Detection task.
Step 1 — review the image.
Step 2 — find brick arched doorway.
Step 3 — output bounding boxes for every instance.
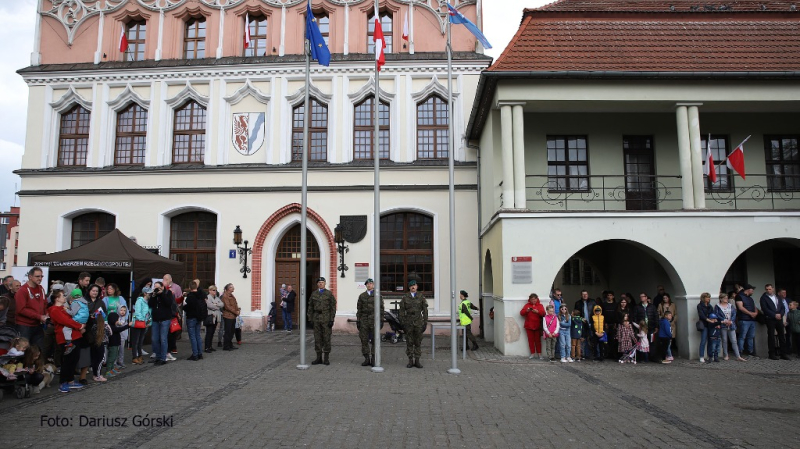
[250,203,336,311]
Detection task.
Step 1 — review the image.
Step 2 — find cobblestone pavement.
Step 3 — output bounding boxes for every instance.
[1,331,799,448]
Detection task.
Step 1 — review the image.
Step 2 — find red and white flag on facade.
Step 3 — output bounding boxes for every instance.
[244,13,252,49]
[374,9,386,71]
[402,11,409,41]
[119,27,128,53]
[704,134,717,183]
[726,135,750,180]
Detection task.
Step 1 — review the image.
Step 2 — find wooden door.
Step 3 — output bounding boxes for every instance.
[273,224,321,328]
[275,261,300,328]
[623,136,657,210]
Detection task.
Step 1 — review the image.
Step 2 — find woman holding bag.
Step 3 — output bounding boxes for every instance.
[130,287,152,365]
[204,285,223,353]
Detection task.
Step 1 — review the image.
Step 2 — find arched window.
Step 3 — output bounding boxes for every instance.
[173,100,206,164]
[380,212,433,295]
[170,212,217,287]
[354,97,390,160]
[291,99,328,161]
[115,103,147,165]
[244,14,268,57]
[416,95,448,160]
[124,20,146,61]
[314,11,330,46]
[71,212,115,248]
[184,17,206,59]
[367,10,392,54]
[58,105,91,167]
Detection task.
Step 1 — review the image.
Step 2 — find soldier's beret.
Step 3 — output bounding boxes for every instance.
[365,278,374,284]
[408,280,417,286]
[460,290,468,298]
[317,277,326,282]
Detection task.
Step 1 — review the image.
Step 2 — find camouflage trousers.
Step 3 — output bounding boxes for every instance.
[465,323,478,346]
[405,325,424,358]
[313,321,332,354]
[359,325,375,356]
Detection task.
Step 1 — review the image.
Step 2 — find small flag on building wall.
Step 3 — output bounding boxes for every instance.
[119,27,128,53]
[374,8,386,71]
[704,134,717,183]
[244,13,252,49]
[402,11,409,41]
[726,135,750,180]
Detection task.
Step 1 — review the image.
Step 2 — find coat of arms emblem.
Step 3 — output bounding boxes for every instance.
[232,112,266,156]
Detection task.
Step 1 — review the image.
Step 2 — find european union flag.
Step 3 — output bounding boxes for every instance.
[306,2,331,66]
[447,3,492,49]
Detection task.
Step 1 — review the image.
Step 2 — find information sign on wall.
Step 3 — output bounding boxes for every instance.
[511,256,532,284]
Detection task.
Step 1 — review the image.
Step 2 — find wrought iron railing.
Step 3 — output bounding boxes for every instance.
[522,174,800,211]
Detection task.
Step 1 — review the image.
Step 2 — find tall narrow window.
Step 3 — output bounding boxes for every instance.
[547,136,589,192]
[764,136,800,191]
[291,99,328,162]
[170,212,217,288]
[125,20,146,61]
[314,11,330,46]
[354,97,390,160]
[58,106,91,167]
[701,135,732,191]
[115,103,147,165]
[380,212,434,295]
[184,17,206,59]
[416,95,448,159]
[244,15,267,57]
[71,212,115,248]
[173,101,206,164]
[367,11,392,54]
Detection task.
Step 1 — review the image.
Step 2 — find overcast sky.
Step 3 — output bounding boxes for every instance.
[0,0,547,213]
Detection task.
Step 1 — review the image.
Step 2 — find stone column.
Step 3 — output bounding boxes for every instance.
[687,105,706,208]
[512,104,526,209]
[675,294,701,360]
[675,105,695,209]
[500,104,514,208]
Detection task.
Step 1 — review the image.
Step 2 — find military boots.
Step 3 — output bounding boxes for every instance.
[311,352,323,365]
[414,357,423,369]
[407,357,414,368]
[323,353,330,365]
[361,355,371,366]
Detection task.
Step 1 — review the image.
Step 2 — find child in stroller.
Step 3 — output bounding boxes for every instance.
[267,301,277,332]
[0,338,34,400]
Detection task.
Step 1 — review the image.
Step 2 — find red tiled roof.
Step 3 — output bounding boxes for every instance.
[490,0,800,72]
[535,0,797,12]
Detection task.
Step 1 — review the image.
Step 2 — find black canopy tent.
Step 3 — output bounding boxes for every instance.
[31,229,186,297]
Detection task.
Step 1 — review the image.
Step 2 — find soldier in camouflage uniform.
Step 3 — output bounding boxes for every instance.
[400,279,428,368]
[307,277,336,365]
[357,278,385,367]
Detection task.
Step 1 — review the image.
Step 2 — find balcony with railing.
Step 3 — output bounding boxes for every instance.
[523,174,800,211]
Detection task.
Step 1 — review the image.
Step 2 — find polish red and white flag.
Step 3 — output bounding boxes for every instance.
[244,13,252,49]
[402,11,409,41]
[119,27,128,53]
[726,135,750,180]
[704,135,717,183]
[374,9,386,71]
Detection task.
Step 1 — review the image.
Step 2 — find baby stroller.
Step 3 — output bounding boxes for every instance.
[0,352,32,401]
[619,344,637,364]
[267,302,277,332]
[380,308,405,344]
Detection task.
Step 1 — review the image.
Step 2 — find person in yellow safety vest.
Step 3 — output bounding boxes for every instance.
[459,290,480,351]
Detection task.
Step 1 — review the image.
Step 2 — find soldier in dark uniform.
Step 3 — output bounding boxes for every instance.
[357,278,384,367]
[400,279,428,369]
[308,277,336,365]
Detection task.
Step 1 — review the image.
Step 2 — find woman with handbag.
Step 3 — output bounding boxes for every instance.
[130,287,152,365]
[204,285,223,353]
[148,281,175,366]
[84,284,108,382]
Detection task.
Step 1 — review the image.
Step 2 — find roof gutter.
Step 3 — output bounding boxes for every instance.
[466,70,800,140]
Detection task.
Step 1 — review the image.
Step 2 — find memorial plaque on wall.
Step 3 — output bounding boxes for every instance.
[339,215,367,243]
[511,256,532,284]
[354,263,369,287]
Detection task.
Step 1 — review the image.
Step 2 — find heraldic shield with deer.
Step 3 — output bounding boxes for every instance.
[232,112,266,156]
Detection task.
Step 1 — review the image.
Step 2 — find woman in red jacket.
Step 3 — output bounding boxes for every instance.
[521,293,545,360]
[48,290,85,393]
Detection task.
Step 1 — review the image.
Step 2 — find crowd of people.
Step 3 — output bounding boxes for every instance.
[0,269,243,395]
[520,284,800,364]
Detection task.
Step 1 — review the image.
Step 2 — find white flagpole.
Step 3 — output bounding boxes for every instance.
[446,9,460,375]
[297,19,311,370]
[372,0,384,374]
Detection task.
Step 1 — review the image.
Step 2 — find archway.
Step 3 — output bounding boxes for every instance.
[272,224,321,329]
[719,238,800,300]
[482,249,494,340]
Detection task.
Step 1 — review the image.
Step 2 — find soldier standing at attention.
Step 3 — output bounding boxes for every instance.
[459,290,479,351]
[400,280,428,369]
[357,278,384,367]
[308,277,336,366]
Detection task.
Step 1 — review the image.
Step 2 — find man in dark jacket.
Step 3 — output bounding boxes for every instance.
[634,293,659,362]
[760,283,790,360]
[573,290,597,360]
[183,280,207,361]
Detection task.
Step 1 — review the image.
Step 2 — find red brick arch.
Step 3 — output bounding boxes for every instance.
[250,203,336,311]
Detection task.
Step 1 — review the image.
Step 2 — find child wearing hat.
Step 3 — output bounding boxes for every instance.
[64,288,91,355]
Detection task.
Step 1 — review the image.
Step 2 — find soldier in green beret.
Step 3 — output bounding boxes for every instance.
[400,279,428,368]
[357,278,384,367]
[308,277,336,365]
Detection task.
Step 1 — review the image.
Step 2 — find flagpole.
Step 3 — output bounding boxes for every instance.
[372,0,384,374]
[297,33,311,371]
[446,10,460,375]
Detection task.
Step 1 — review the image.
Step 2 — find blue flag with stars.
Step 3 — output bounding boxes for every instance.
[447,3,492,49]
[306,2,331,66]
